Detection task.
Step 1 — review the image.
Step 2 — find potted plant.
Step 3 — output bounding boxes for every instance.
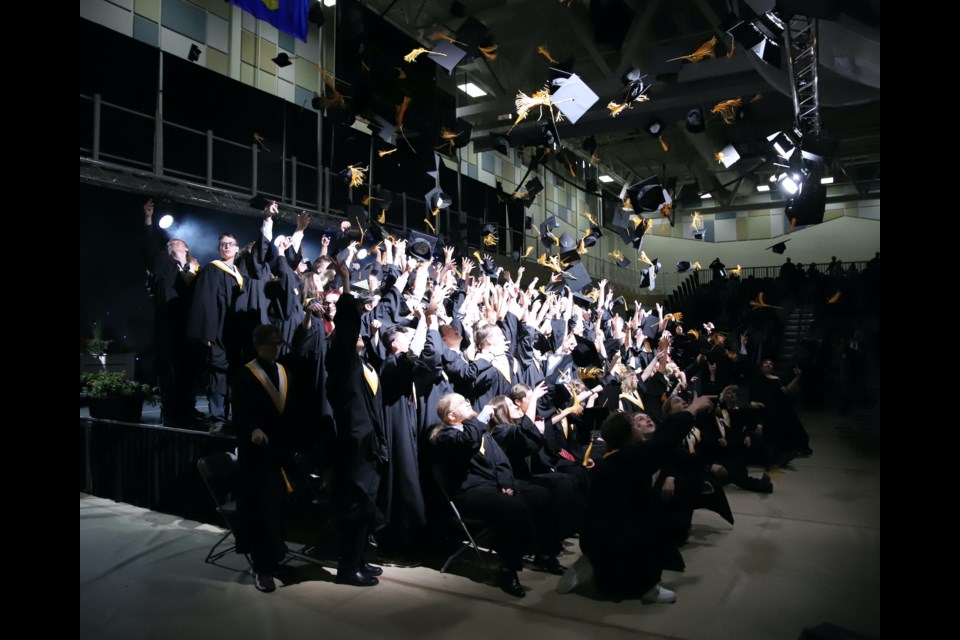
[80,370,158,422]
[83,322,113,368]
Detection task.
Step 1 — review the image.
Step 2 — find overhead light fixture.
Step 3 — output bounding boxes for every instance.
[778,172,801,195]
[757,185,771,192]
[701,193,713,199]
[598,175,615,183]
[159,214,175,229]
[820,176,834,184]
[457,82,487,98]
[323,0,337,7]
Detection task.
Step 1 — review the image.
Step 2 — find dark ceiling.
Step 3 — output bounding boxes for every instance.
[361,0,881,200]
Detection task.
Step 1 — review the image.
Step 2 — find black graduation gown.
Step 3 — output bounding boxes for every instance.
[582,412,695,595]
[378,348,437,530]
[232,358,292,570]
[326,292,388,526]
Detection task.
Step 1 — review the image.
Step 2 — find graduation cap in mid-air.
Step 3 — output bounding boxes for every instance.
[767,240,790,255]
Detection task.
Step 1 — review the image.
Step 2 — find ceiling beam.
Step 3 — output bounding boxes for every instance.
[616,0,665,76]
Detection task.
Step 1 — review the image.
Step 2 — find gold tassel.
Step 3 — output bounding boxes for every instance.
[378,148,397,157]
[424,218,436,233]
[827,291,842,304]
[659,135,669,152]
[715,151,725,164]
[692,262,701,270]
[537,285,548,296]
[404,48,447,63]
[483,231,498,247]
[607,101,631,118]
[711,98,743,125]
[686,329,700,340]
[576,238,587,255]
[521,246,534,259]
[623,197,633,211]
[280,468,294,493]
[431,207,440,217]
[609,249,625,262]
[729,265,742,277]
[537,45,558,64]
[751,93,763,103]
[253,133,270,152]
[512,86,554,131]
[726,38,736,58]
[396,96,416,153]
[638,250,654,267]
[361,195,381,206]
[396,67,407,80]
[429,33,464,45]
[346,165,366,188]
[376,209,386,224]
[582,212,598,226]
[667,36,718,63]
[354,216,366,245]
[479,44,498,60]
[661,202,673,218]
[672,312,683,323]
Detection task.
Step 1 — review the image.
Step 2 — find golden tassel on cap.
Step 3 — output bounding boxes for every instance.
[404,48,447,63]
[537,45,558,64]
[711,98,743,125]
[479,44,498,60]
[667,36,718,63]
[659,136,669,152]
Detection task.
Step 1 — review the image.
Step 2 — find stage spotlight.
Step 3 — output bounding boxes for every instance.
[159,214,174,229]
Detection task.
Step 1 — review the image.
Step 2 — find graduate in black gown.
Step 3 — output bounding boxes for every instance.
[325,253,388,587]
[142,198,199,427]
[232,324,294,593]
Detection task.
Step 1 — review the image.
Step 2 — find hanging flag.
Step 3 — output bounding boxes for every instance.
[231,1,309,43]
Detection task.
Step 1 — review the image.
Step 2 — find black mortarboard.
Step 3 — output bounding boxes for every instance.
[519,177,544,208]
[425,185,453,212]
[431,39,468,74]
[613,254,631,268]
[540,119,560,147]
[767,241,789,255]
[408,230,438,262]
[476,252,498,277]
[551,74,600,124]
[272,52,294,67]
[572,290,597,309]
[558,232,576,251]
[249,194,272,210]
[686,107,705,133]
[624,176,671,213]
[579,234,598,251]
[539,215,561,247]
[620,68,649,103]
[677,260,693,273]
[524,215,534,230]
[371,116,397,144]
[562,261,592,293]
[188,44,202,62]
[544,353,575,386]
[582,135,598,155]
[641,313,660,339]
[572,335,603,368]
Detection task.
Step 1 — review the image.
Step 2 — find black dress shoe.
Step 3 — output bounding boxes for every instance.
[498,569,526,598]
[532,555,566,575]
[336,570,379,587]
[254,573,276,593]
[360,562,383,577]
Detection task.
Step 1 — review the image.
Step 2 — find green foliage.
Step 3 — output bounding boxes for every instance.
[83,322,113,356]
[80,371,159,403]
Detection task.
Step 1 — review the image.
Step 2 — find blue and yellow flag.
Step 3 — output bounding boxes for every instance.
[232,1,309,43]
